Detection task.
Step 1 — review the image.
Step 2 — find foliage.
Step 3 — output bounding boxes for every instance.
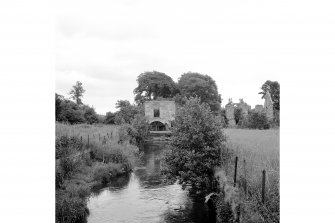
[177,72,222,113]
[69,81,85,105]
[134,71,178,104]
[114,100,140,124]
[219,108,228,127]
[56,190,89,223]
[117,124,136,144]
[82,105,99,124]
[163,97,226,196]
[56,93,99,125]
[104,112,116,124]
[245,111,269,129]
[55,129,139,223]
[131,114,150,149]
[259,80,280,111]
[92,163,124,184]
[234,107,243,125]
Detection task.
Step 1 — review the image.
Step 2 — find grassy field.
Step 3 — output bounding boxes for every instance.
[56,123,119,141]
[223,128,280,223]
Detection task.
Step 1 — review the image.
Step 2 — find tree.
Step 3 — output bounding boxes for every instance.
[133,71,178,104]
[104,112,116,124]
[177,72,222,113]
[234,107,243,125]
[163,97,226,196]
[245,111,269,129]
[69,81,85,105]
[259,80,280,110]
[115,100,131,109]
[82,105,99,124]
[114,100,139,124]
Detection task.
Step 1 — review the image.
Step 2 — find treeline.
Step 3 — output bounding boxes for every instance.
[56,72,279,129]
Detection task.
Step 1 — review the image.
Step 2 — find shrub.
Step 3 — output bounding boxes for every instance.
[82,105,99,124]
[131,114,150,149]
[92,163,124,184]
[245,111,269,129]
[117,124,136,144]
[163,97,226,196]
[56,136,83,159]
[104,112,116,124]
[56,190,89,223]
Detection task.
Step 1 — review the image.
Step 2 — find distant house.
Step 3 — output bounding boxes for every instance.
[144,100,176,131]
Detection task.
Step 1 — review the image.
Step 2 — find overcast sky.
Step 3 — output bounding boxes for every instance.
[55,0,314,114]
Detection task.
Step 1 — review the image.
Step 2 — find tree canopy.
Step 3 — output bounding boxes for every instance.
[177,72,222,113]
[163,97,225,196]
[133,71,178,104]
[69,81,85,105]
[259,80,280,110]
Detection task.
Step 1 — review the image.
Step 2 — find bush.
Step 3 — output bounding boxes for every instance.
[92,163,124,184]
[82,105,99,124]
[245,111,269,129]
[234,107,243,125]
[56,190,89,223]
[131,114,150,149]
[56,136,83,159]
[163,97,226,196]
[104,112,116,124]
[117,124,136,144]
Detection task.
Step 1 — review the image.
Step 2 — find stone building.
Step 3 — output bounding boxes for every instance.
[225,98,236,127]
[236,99,251,118]
[264,91,274,121]
[144,100,176,131]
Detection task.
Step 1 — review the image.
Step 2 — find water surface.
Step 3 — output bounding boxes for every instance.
[87,142,214,223]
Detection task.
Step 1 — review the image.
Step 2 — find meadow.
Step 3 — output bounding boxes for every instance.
[223,128,280,223]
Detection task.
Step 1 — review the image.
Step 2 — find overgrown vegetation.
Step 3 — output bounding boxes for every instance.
[55,123,140,223]
[216,129,280,223]
[162,97,226,196]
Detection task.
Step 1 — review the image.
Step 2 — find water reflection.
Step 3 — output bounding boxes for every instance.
[87,143,214,223]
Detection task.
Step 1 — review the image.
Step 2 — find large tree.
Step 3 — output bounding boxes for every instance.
[259,80,280,110]
[114,100,139,124]
[133,71,178,104]
[69,81,85,105]
[163,97,225,196]
[177,72,222,113]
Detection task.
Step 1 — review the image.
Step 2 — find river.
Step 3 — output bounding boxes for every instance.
[86,141,215,223]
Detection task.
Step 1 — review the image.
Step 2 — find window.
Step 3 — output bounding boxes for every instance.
[154,109,160,117]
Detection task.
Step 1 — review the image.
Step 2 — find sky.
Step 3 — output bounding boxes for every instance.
[55,0,323,114]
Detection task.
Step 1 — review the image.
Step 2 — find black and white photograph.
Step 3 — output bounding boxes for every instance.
[1,0,335,223]
[55,1,280,222]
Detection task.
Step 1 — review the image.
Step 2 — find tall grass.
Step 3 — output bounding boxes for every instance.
[56,122,119,142]
[218,129,279,223]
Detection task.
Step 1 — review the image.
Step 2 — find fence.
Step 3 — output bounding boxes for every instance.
[230,155,279,223]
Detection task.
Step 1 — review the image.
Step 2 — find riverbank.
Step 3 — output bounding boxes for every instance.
[56,123,139,223]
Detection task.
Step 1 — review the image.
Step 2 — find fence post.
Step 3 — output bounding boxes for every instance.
[262,170,266,204]
[99,134,100,141]
[80,136,82,142]
[111,131,113,138]
[88,135,90,147]
[234,156,238,187]
[243,159,247,193]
